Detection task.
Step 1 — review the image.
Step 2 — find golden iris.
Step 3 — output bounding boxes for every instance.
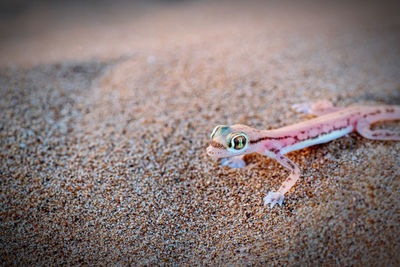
[229,134,247,150]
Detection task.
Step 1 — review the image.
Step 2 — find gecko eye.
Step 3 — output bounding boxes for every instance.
[210,125,225,139]
[228,133,248,150]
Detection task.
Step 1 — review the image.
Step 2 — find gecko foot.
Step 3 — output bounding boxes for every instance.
[263,192,284,208]
[291,100,337,116]
[291,102,313,114]
[220,156,246,168]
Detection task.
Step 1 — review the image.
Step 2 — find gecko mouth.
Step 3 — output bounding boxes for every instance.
[206,145,225,158]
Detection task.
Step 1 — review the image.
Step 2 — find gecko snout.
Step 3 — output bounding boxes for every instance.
[206,146,213,156]
[206,144,226,158]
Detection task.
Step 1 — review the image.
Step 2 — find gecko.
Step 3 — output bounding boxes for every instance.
[206,100,400,207]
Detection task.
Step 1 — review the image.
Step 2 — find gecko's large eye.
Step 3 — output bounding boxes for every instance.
[228,133,248,150]
[210,125,225,139]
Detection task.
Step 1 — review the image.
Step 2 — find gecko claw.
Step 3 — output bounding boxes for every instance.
[263,192,284,208]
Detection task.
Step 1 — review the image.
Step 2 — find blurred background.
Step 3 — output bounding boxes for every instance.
[1,0,400,68]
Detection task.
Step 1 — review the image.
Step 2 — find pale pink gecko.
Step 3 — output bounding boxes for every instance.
[206,100,400,207]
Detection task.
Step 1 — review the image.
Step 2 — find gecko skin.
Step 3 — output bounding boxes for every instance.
[206,100,400,208]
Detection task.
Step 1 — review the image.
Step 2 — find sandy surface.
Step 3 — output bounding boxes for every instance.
[1,0,400,265]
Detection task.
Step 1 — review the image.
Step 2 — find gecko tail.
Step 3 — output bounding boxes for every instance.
[364,106,400,124]
[382,106,400,120]
[356,106,400,141]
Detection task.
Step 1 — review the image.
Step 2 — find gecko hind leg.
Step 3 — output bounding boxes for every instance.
[220,155,247,168]
[356,119,400,141]
[291,100,341,116]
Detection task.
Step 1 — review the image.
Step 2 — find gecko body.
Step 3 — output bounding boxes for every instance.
[206,101,400,207]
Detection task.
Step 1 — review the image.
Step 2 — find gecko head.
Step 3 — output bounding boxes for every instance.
[206,124,256,158]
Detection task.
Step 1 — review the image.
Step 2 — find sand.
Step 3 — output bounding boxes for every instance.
[1,0,399,265]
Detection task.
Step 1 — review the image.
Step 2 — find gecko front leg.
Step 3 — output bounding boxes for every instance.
[263,153,301,207]
[220,155,247,168]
